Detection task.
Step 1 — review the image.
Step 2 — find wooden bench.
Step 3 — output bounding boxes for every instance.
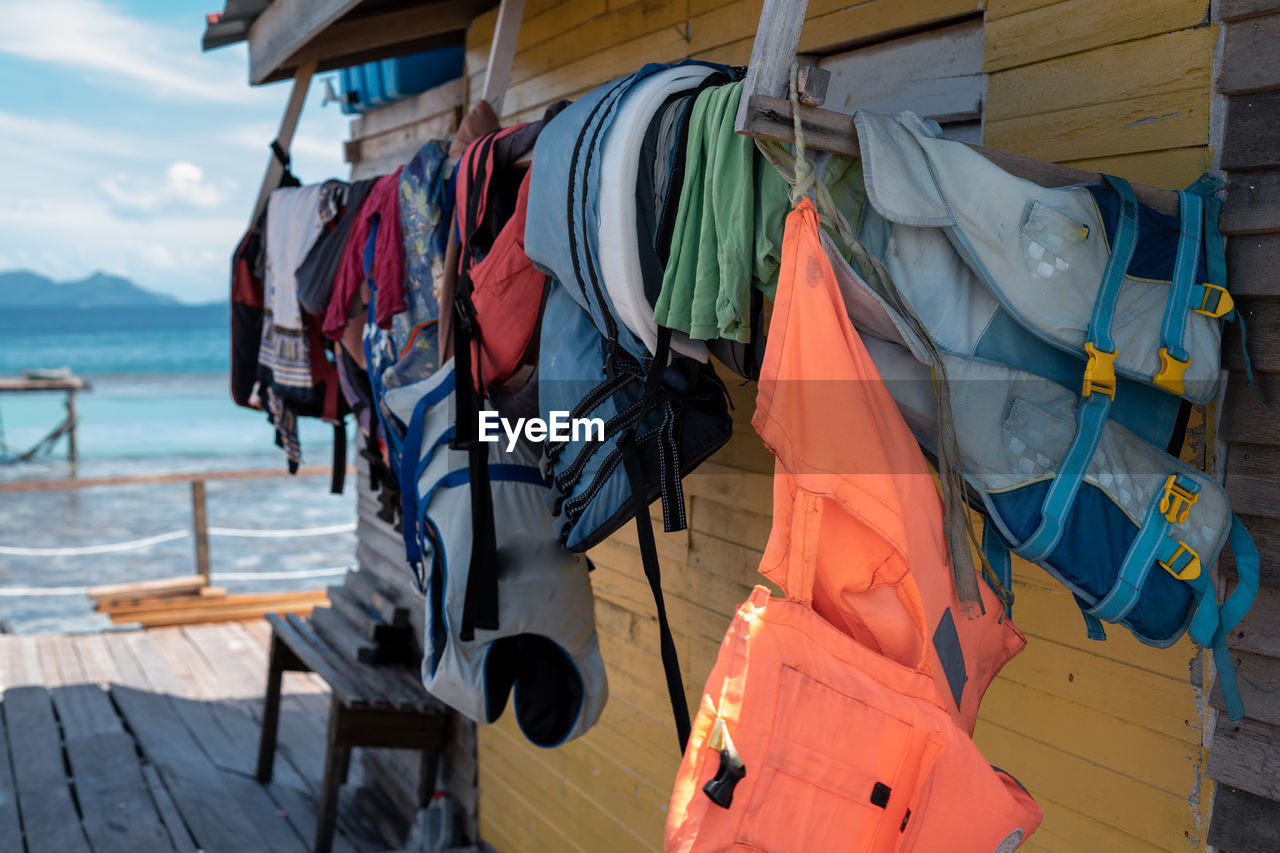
[256,610,445,853]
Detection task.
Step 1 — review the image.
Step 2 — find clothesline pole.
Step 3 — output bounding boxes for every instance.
[734,0,810,134]
[248,60,318,227]
[480,0,526,114]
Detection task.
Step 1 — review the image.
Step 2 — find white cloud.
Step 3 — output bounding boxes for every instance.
[0,0,250,103]
[222,122,345,167]
[0,110,152,159]
[100,161,230,213]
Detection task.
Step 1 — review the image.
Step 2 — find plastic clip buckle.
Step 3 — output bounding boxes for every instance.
[1194,284,1235,319]
[1082,342,1117,400]
[1153,347,1190,395]
[1159,473,1200,524]
[1158,541,1202,581]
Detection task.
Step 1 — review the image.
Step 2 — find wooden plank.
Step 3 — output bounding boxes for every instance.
[1207,784,1280,852]
[1222,91,1280,170]
[51,683,125,739]
[741,95,1182,214]
[345,569,410,628]
[1207,715,1280,798]
[246,0,360,85]
[985,26,1212,122]
[1220,371,1280,445]
[1221,514,1280,587]
[796,0,982,55]
[983,0,1209,73]
[1061,148,1211,194]
[1222,167,1280,234]
[0,464,345,494]
[733,0,809,133]
[344,111,457,166]
[818,20,984,119]
[1221,0,1280,21]
[88,576,207,602]
[0,635,44,688]
[66,730,175,853]
[266,614,367,708]
[109,683,280,852]
[1226,442,1280,517]
[1220,13,1280,95]
[1210,649,1280,724]
[0,712,24,847]
[106,589,327,617]
[2,686,92,853]
[1224,298,1280,373]
[191,481,210,580]
[140,764,198,853]
[984,86,1209,164]
[307,608,426,707]
[481,0,527,111]
[349,78,465,139]
[246,62,315,225]
[1227,234,1280,296]
[111,598,323,628]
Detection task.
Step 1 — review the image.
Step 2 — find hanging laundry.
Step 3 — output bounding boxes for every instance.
[296,177,377,316]
[653,79,790,343]
[381,358,608,748]
[666,201,1042,852]
[843,110,1259,720]
[323,167,407,339]
[259,183,326,401]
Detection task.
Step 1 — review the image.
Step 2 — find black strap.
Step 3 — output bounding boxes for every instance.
[270,139,291,168]
[329,422,346,495]
[620,426,690,753]
[455,134,502,641]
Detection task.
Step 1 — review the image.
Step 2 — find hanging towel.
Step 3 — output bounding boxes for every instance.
[260,184,325,400]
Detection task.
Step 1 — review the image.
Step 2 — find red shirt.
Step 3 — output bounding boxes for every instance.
[323,167,406,338]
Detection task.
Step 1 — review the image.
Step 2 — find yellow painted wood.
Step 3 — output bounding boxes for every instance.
[799,0,984,53]
[984,0,1209,72]
[987,0,1060,19]
[985,26,1213,121]
[984,86,1210,162]
[1061,147,1213,190]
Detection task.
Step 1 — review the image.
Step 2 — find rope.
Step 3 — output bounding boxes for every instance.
[0,522,356,556]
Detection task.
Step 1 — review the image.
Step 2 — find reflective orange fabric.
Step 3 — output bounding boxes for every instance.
[666,202,1041,851]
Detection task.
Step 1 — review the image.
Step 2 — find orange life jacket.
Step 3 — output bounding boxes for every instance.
[666,201,1042,851]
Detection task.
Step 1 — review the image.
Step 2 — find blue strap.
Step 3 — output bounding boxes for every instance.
[1081,612,1107,641]
[1160,190,1202,363]
[1086,490,1171,623]
[1185,516,1258,721]
[398,391,433,568]
[982,521,1014,618]
[1014,174,1139,563]
[421,463,547,504]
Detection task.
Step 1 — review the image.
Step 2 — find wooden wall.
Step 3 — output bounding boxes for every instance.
[452,2,1222,852]
[1202,1,1280,850]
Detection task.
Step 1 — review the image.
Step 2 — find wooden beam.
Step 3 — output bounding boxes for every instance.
[741,94,1180,215]
[247,61,315,229]
[0,463,348,494]
[247,0,361,86]
[277,2,476,84]
[734,0,811,134]
[480,0,526,113]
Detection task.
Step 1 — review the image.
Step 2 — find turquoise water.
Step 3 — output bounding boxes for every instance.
[0,305,358,633]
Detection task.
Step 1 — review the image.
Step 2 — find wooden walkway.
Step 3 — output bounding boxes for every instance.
[0,622,388,852]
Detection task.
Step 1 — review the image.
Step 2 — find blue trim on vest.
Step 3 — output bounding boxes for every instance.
[1161,190,1203,363]
[1015,174,1138,563]
[1086,487,1172,623]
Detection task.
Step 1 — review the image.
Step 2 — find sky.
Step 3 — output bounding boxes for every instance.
[0,0,352,304]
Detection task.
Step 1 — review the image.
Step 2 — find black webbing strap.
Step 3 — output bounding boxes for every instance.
[621,326,691,752]
[329,422,346,495]
[454,134,501,641]
[620,426,690,753]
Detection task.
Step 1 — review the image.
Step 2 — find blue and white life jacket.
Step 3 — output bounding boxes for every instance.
[836,111,1259,719]
[383,360,608,747]
[526,64,737,749]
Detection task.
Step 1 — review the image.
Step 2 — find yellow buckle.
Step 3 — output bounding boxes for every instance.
[1153,347,1189,395]
[1194,284,1234,319]
[1082,342,1116,400]
[1158,541,1201,581]
[1159,473,1198,524]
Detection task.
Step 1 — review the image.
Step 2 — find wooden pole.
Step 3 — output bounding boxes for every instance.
[247,60,318,228]
[734,0,810,134]
[65,389,77,476]
[192,480,211,581]
[480,0,526,114]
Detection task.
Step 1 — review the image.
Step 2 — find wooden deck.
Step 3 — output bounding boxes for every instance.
[0,621,390,852]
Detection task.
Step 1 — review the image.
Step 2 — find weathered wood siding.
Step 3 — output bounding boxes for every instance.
[1203,1,1280,850]
[451,2,1219,852]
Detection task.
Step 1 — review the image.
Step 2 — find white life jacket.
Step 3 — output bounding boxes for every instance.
[832,112,1258,720]
[384,360,609,746]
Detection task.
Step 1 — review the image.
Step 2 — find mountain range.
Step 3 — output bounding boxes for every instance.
[0,270,183,308]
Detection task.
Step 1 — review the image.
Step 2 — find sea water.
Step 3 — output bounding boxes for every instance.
[0,305,358,633]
